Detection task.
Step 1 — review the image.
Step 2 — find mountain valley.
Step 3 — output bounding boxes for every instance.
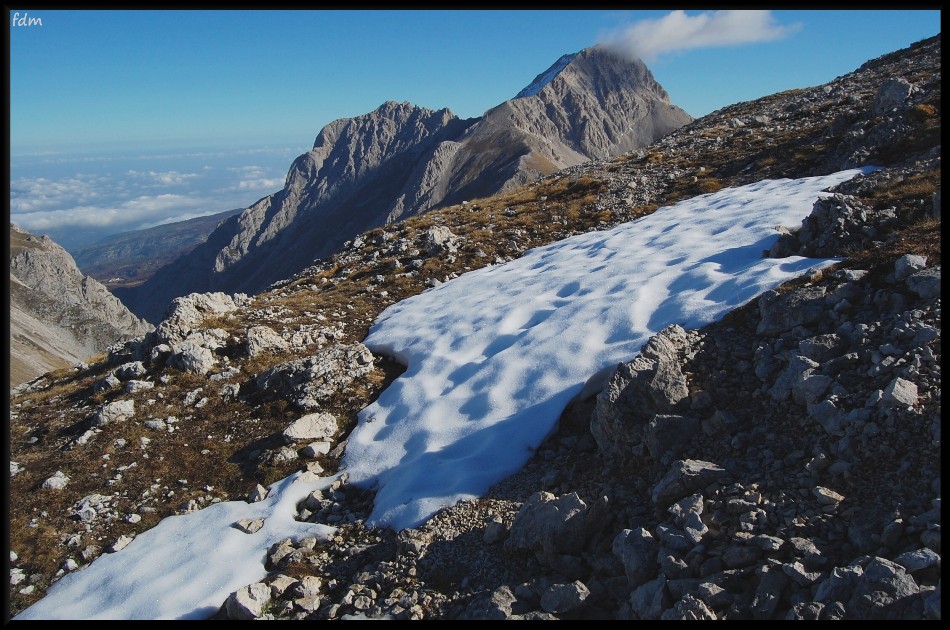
[71,207,244,290]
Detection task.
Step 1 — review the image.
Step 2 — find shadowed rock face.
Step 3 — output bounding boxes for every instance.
[10,224,154,389]
[119,48,692,323]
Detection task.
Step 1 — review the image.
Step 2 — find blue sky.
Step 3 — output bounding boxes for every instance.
[6,9,941,251]
[10,9,941,152]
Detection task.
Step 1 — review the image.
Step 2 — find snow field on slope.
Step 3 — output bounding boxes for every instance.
[343,168,873,530]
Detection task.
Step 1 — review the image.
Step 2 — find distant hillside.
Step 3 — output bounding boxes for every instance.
[72,207,244,289]
[10,224,154,389]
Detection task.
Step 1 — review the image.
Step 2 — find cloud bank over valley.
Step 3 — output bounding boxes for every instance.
[10,145,303,252]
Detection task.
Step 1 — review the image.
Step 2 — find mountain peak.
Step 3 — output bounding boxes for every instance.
[512,45,672,107]
[118,45,692,321]
[515,51,580,98]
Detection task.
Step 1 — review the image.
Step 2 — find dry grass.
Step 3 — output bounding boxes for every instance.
[669,176,725,198]
[908,103,938,121]
[843,216,942,278]
[866,170,940,211]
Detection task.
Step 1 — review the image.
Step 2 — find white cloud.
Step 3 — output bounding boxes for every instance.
[600,10,801,63]
[9,146,303,246]
[131,146,306,161]
[11,145,304,167]
[227,165,266,179]
[11,170,202,217]
[237,177,284,190]
[126,170,200,186]
[226,165,285,191]
[10,175,107,213]
[11,194,206,232]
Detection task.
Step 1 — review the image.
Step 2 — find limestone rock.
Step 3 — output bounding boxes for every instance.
[91,399,135,427]
[652,460,728,507]
[591,324,696,466]
[226,582,272,620]
[41,471,70,490]
[506,491,590,566]
[256,344,374,410]
[283,413,338,444]
[246,325,288,357]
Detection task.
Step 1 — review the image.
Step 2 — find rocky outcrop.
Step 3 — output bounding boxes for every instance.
[119,48,691,323]
[591,324,699,466]
[10,224,153,389]
[254,344,375,411]
[106,291,253,377]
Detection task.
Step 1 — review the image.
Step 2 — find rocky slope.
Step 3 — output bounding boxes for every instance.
[71,207,243,290]
[116,47,691,323]
[7,35,940,621]
[9,224,154,389]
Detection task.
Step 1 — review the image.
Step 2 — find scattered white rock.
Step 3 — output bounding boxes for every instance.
[235,519,265,534]
[226,582,272,620]
[813,486,845,505]
[10,567,25,585]
[92,399,135,427]
[125,380,154,393]
[883,377,919,407]
[248,484,269,503]
[283,412,338,444]
[301,441,332,457]
[42,471,70,490]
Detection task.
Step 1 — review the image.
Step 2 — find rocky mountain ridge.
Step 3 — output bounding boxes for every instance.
[9,224,154,389]
[7,35,940,621]
[116,47,691,323]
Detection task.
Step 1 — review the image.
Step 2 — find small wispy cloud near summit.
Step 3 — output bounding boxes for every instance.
[599,10,801,63]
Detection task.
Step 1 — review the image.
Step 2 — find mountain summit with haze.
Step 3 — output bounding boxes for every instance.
[116,47,691,323]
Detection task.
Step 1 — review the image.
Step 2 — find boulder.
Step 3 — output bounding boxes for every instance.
[506,491,590,567]
[651,460,727,507]
[283,413,338,444]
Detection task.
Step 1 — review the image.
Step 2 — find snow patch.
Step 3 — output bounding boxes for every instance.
[342,168,873,531]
